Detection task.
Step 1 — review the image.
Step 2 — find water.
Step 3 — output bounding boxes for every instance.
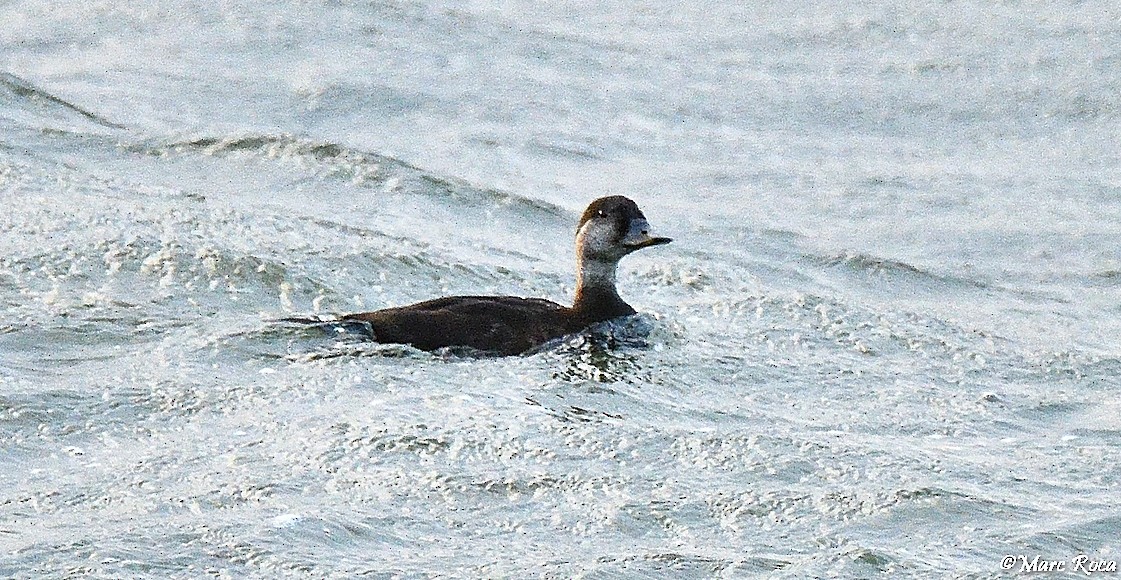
[2,1,1120,577]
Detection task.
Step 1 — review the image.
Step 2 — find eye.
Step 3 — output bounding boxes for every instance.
[596,210,606,218]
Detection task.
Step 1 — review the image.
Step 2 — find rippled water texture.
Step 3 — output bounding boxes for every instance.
[2,1,1120,578]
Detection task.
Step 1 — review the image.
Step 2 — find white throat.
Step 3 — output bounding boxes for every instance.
[576,256,618,291]
[573,219,624,295]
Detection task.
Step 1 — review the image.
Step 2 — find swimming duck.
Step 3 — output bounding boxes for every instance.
[341,196,671,355]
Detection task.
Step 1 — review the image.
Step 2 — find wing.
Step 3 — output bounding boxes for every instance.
[343,296,572,354]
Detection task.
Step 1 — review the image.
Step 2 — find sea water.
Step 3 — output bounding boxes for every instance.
[1,1,1119,577]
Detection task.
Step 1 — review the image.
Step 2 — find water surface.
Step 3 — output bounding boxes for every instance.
[2,1,1120,577]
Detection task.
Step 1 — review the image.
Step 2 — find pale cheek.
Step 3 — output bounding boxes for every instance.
[576,222,620,259]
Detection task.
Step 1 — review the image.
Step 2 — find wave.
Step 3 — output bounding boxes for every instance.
[809,250,990,290]
[0,72,123,130]
[126,133,569,218]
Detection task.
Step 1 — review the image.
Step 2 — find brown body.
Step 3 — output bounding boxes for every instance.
[344,288,637,355]
[340,196,670,355]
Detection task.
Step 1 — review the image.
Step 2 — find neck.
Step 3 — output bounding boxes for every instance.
[577,256,617,291]
[572,255,634,319]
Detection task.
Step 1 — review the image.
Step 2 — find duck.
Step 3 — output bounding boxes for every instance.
[338,196,671,355]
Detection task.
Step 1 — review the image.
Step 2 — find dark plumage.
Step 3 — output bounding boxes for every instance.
[341,196,671,355]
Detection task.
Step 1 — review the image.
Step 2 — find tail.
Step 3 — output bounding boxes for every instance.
[275,315,376,338]
[276,315,336,325]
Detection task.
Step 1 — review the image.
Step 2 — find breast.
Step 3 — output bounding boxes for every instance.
[343,295,580,355]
